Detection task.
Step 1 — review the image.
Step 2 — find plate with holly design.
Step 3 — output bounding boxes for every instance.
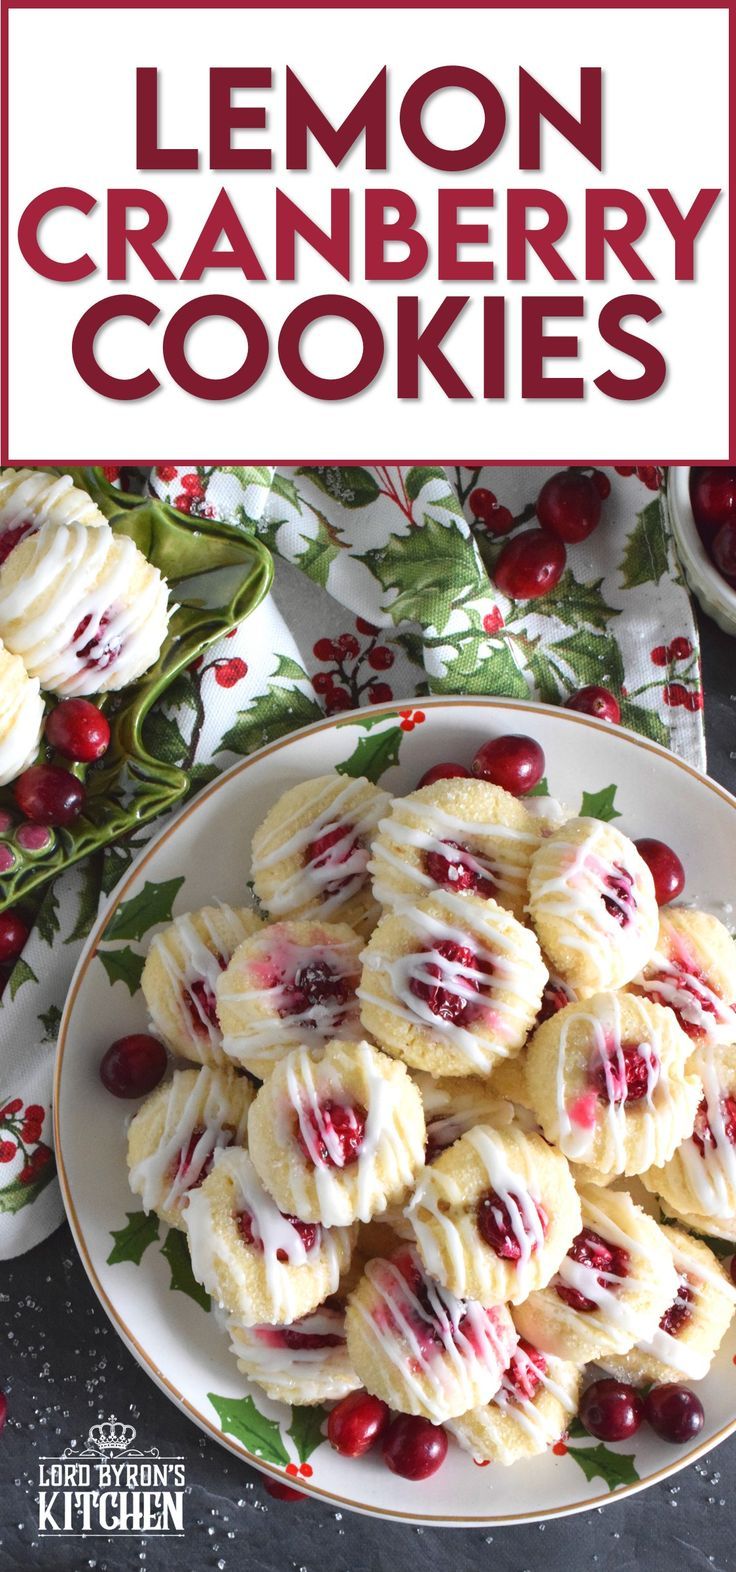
[54,697,736,1526]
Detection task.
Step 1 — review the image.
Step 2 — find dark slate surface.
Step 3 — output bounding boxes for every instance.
[1,605,734,1572]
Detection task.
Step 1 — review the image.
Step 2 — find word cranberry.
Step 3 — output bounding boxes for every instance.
[644,1383,704,1444]
[99,1034,168,1098]
[634,838,685,905]
[690,468,736,538]
[537,470,603,543]
[45,699,111,763]
[0,910,29,963]
[327,1390,390,1457]
[417,762,471,788]
[579,1379,644,1442]
[471,734,545,796]
[14,764,85,827]
[712,520,736,585]
[382,1415,448,1480]
[565,686,621,724]
[493,529,566,600]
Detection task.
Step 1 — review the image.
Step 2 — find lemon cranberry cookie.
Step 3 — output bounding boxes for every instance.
[513,1186,679,1364]
[216,919,363,1079]
[450,1339,582,1465]
[601,1223,736,1387]
[224,1303,360,1406]
[527,817,659,996]
[185,1146,356,1323]
[0,640,43,785]
[250,774,390,935]
[127,1066,253,1229]
[633,908,736,1051]
[345,1244,518,1421]
[525,992,700,1181]
[358,890,547,1079]
[247,1039,426,1227]
[407,1123,580,1305]
[412,1072,516,1162]
[641,1043,736,1239]
[0,467,106,563]
[369,777,540,922]
[141,905,263,1067]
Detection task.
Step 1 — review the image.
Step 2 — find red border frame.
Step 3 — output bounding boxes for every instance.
[2,0,734,465]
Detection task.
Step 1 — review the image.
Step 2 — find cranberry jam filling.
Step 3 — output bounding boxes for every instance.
[281,1326,343,1350]
[691,1094,736,1156]
[279,959,351,1021]
[173,1124,234,1191]
[307,823,365,895]
[424,840,497,899]
[477,1190,548,1261]
[590,1041,657,1104]
[184,958,226,1035]
[409,940,493,1025]
[503,1340,547,1402]
[296,1099,367,1168]
[555,1227,630,1313]
[666,964,733,1040]
[538,980,572,1024]
[0,521,33,565]
[659,1275,696,1339]
[601,863,636,927]
[236,1208,320,1261]
[73,609,122,671]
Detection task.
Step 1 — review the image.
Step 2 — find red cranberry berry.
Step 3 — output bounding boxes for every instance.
[0,910,29,963]
[565,686,621,724]
[536,470,603,544]
[592,470,611,499]
[712,520,736,585]
[45,699,111,763]
[99,1034,167,1098]
[579,1379,644,1442]
[14,764,86,827]
[417,762,471,788]
[477,1190,547,1260]
[425,840,497,899]
[264,1478,305,1502]
[555,1228,629,1313]
[327,1390,391,1457]
[644,1383,704,1444]
[471,734,545,796]
[690,468,736,541]
[296,1100,367,1168]
[591,1043,656,1103]
[634,838,685,905]
[382,1415,448,1481]
[493,529,566,600]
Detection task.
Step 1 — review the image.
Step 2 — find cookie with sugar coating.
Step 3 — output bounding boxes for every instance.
[127,1065,253,1229]
[449,1340,582,1466]
[600,1223,736,1387]
[250,773,390,935]
[640,1042,736,1240]
[0,466,107,554]
[141,905,263,1067]
[632,907,736,1052]
[0,639,43,786]
[224,1302,360,1406]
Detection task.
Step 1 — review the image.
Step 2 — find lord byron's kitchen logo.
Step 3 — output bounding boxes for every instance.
[37,1416,186,1536]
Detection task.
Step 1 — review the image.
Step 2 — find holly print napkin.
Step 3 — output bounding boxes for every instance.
[0,464,703,1256]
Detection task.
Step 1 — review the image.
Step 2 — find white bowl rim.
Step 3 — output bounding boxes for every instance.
[668,467,736,612]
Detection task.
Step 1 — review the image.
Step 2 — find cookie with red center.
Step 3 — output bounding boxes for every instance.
[184,1146,357,1324]
[641,1042,736,1241]
[358,889,547,1079]
[449,1340,582,1466]
[247,1039,426,1227]
[528,817,659,997]
[0,467,107,566]
[600,1224,736,1388]
[0,638,44,787]
[251,773,390,936]
[525,992,700,1182]
[224,1302,360,1406]
[514,1186,679,1364]
[633,908,736,1052]
[141,905,264,1067]
[406,1122,580,1305]
[345,1245,518,1422]
[368,776,540,923]
[411,1072,518,1164]
[127,1066,254,1229]
[216,919,363,1080]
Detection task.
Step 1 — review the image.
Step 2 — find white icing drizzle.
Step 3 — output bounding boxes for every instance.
[353,1250,516,1422]
[219,939,361,1063]
[129,1068,250,1214]
[0,657,43,785]
[0,469,105,533]
[678,1047,736,1213]
[637,949,736,1046]
[531,820,648,970]
[251,776,390,917]
[553,994,664,1166]
[491,1347,577,1443]
[553,1194,671,1341]
[631,1231,736,1379]
[150,907,256,1049]
[370,799,537,911]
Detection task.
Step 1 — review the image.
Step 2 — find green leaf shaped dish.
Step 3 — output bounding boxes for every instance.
[0,468,273,913]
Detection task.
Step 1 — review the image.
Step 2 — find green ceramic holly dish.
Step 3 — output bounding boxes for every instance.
[0,468,273,914]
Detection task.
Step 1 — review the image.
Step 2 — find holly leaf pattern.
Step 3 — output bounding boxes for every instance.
[208,1393,290,1466]
[38,1004,62,1042]
[160,1229,210,1311]
[365,519,484,629]
[0,1163,56,1213]
[105,878,185,942]
[298,465,380,510]
[107,1209,160,1266]
[618,697,669,748]
[287,1405,327,1464]
[580,784,621,821]
[566,1442,639,1491]
[535,571,620,632]
[218,685,322,756]
[620,499,669,588]
[9,960,38,1001]
[97,946,146,996]
[336,721,403,782]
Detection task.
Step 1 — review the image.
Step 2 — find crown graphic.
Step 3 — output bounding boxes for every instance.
[86,1417,137,1455]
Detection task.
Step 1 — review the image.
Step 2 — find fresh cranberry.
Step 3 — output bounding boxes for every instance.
[417,762,471,788]
[409,940,486,1025]
[425,839,497,899]
[601,864,635,927]
[14,764,86,827]
[327,1390,390,1457]
[555,1228,629,1313]
[579,1379,644,1441]
[634,838,685,905]
[591,1042,655,1103]
[644,1383,704,1444]
[281,960,350,1019]
[659,1276,695,1339]
[503,1341,547,1401]
[45,699,111,763]
[477,1191,547,1260]
[536,470,603,544]
[690,468,736,541]
[0,910,29,963]
[565,686,621,724]
[712,520,736,584]
[73,610,121,671]
[367,646,394,670]
[99,1034,167,1098]
[296,1100,367,1168]
[469,487,497,521]
[264,1478,305,1502]
[382,1415,448,1481]
[691,1094,736,1156]
[471,734,545,796]
[184,978,219,1032]
[592,470,611,499]
[0,522,33,565]
[308,825,362,895]
[493,529,566,600]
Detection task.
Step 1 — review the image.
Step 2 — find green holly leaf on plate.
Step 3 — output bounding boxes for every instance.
[620,499,669,589]
[98,946,145,996]
[107,1209,160,1266]
[160,1228,210,1311]
[566,1442,639,1491]
[105,877,185,942]
[208,1393,290,1466]
[336,720,403,783]
[288,1405,327,1464]
[580,784,621,822]
[565,1415,589,1440]
[527,776,550,797]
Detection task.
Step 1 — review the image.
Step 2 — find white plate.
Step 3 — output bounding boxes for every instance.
[55,698,736,1526]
